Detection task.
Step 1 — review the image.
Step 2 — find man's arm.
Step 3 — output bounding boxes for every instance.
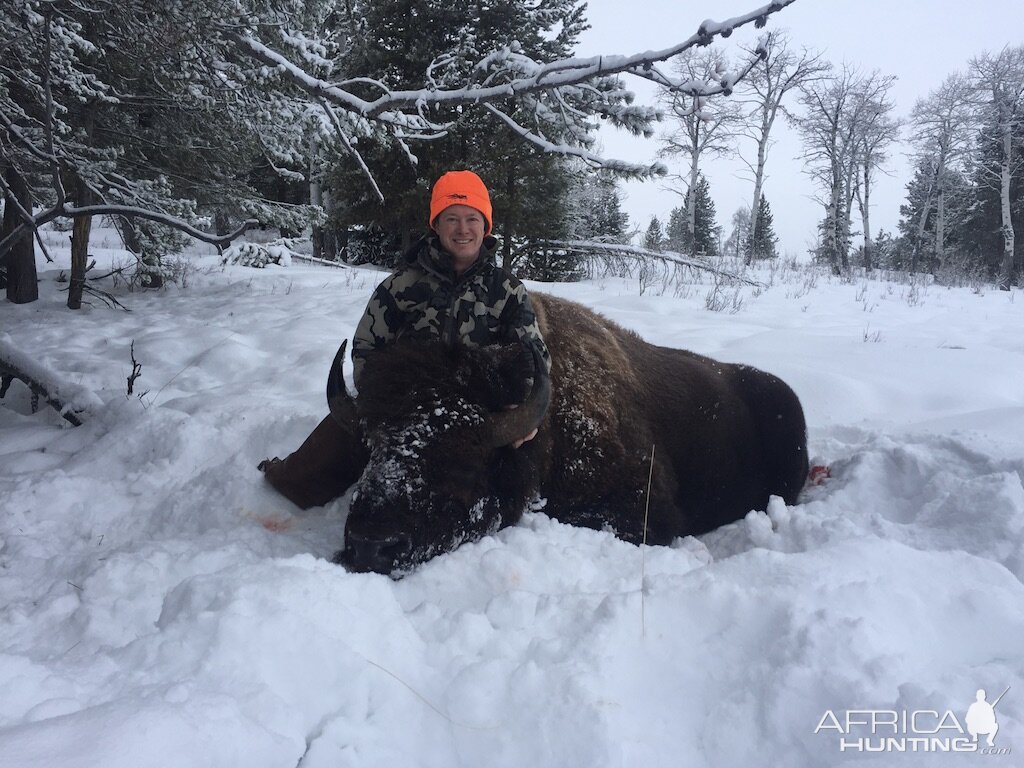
[351,274,405,388]
[498,279,550,449]
[499,279,551,375]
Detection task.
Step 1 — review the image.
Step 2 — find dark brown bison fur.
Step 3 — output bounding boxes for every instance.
[337,293,808,574]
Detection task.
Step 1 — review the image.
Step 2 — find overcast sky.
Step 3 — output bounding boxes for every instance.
[577,0,1023,257]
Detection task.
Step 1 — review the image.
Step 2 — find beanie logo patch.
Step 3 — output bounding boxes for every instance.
[446,193,468,201]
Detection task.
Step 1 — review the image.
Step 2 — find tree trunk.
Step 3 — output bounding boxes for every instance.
[998,122,1015,290]
[859,165,873,272]
[502,218,515,271]
[67,180,94,310]
[214,209,231,236]
[115,218,163,289]
[502,165,516,270]
[825,162,843,276]
[747,128,769,266]
[336,227,348,263]
[910,173,935,274]
[841,164,856,273]
[310,134,324,260]
[687,154,699,258]
[67,212,92,309]
[1,165,39,304]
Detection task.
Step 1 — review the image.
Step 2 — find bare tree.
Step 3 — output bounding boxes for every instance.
[737,31,827,264]
[658,48,744,257]
[793,65,896,275]
[906,74,974,273]
[852,77,900,271]
[968,45,1024,290]
[793,63,851,273]
[724,205,752,259]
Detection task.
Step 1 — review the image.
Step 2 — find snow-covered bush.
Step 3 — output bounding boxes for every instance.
[221,242,296,269]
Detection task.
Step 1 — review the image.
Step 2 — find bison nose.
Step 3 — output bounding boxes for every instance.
[341,531,414,573]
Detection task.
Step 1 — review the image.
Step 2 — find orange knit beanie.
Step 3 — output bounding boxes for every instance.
[429,170,492,234]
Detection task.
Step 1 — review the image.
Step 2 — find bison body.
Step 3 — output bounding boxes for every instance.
[338,293,807,574]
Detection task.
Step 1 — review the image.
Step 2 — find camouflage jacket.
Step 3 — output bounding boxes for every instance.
[351,235,550,388]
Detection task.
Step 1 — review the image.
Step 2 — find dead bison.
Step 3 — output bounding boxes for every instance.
[333,293,808,574]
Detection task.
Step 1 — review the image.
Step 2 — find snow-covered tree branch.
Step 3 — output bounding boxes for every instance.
[223,1,793,178]
[519,238,765,287]
[2,0,797,304]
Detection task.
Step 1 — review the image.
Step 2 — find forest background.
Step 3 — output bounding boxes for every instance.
[2,0,1023,304]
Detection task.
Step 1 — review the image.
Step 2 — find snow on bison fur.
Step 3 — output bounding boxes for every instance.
[331,293,808,574]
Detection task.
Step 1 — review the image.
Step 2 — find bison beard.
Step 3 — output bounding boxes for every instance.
[333,294,808,575]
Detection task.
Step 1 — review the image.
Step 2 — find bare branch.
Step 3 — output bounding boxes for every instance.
[0,204,258,262]
[527,239,765,287]
[483,104,664,177]
[319,100,385,204]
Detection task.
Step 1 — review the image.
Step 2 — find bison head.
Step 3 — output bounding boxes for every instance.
[329,339,549,575]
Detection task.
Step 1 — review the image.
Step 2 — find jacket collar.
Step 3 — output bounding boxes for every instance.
[407,234,499,283]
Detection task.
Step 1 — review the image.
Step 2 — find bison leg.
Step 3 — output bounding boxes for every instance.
[259,414,368,509]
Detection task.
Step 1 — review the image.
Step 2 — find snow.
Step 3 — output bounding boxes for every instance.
[1,230,1023,766]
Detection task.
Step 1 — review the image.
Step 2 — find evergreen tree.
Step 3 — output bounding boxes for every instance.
[896,158,941,272]
[745,195,778,260]
[959,117,1024,281]
[664,174,719,256]
[664,206,688,253]
[516,169,628,282]
[642,216,665,252]
[569,172,629,242]
[327,0,597,267]
[897,156,978,274]
[871,228,902,271]
[1,0,336,297]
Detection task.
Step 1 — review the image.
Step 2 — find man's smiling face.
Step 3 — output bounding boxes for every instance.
[433,204,486,272]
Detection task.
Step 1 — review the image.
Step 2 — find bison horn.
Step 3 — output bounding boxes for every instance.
[485,343,551,449]
[326,340,358,426]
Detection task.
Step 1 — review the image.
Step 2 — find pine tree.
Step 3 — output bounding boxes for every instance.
[745,195,778,260]
[569,172,629,242]
[1,0,336,298]
[897,156,976,274]
[642,216,665,252]
[664,174,719,256]
[959,117,1024,281]
[664,206,687,253]
[327,0,600,267]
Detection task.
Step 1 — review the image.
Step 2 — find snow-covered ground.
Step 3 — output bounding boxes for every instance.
[2,230,1022,767]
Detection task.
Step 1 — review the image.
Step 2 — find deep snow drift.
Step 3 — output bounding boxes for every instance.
[1,232,1022,767]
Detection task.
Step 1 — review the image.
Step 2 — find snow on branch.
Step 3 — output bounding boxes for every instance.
[0,103,259,263]
[482,105,664,177]
[0,334,103,426]
[224,0,793,172]
[523,240,766,287]
[353,2,787,113]
[0,203,259,264]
